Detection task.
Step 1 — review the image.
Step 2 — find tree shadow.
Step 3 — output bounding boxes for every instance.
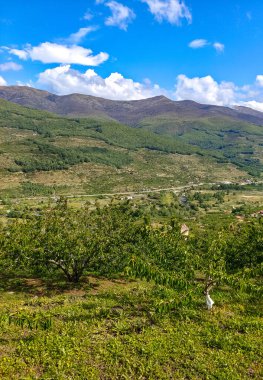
[0,272,92,296]
[0,272,134,297]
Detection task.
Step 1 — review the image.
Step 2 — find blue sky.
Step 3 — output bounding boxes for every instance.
[0,0,263,110]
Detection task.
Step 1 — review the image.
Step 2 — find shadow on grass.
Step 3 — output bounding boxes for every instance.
[0,272,93,296]
[0,272,134,297]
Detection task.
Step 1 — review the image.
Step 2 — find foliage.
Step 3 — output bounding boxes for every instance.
[140,114,263,176]
[224,219,263,272]
[0,311,52,330]
[14,141,132,172]
[0,196,262,378]
[1,200,142,282]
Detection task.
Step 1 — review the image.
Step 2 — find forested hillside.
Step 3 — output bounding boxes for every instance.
[0,98,262,198]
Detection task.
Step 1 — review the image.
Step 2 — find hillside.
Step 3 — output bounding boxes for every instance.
[1,86,263,126]
[0,97,262,198]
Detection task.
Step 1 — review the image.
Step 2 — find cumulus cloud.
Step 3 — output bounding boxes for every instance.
[8,42,109,66]
[0,76,7,86]
[213,42,224,53]
[105,1,135,30]
[37,65,166,100]
[67,26,99,44]
[173,74,263,112]
[188,39,208,49]
[142,0,192,25]
[174,75,236,106]
[0,61,22,71]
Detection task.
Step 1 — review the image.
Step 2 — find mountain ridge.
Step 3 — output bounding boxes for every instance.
[1,86,263,127]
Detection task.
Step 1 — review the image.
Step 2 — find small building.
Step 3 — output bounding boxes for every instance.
[181,224,190,236]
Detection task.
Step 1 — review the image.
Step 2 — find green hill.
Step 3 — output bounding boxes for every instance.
[0,98,262,198]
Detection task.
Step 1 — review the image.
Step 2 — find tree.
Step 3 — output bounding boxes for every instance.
[225,219,263,272]
[2,199,142,283]
[128,220,195,292]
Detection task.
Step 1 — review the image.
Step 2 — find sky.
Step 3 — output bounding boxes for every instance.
[0,0,263,110]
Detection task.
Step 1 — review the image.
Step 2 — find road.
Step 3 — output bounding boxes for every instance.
[3,180,260,202]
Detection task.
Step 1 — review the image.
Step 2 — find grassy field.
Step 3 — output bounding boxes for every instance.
[0,274,262,379]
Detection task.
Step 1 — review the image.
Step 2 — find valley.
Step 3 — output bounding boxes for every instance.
[0,89,262,200]
[0,88,262,380]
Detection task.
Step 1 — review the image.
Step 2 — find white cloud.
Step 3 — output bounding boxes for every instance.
[8,48,28,60]
[240,100,263,112]
[173,74,263,113]
[30,66,263,110]
[0,61,22,71]
[213,42,224,53]
[67,26,99,44]
[0,76,7,86]
[256,75,263,87]
[174,75,236,106]
[16,80,33,87]
[105,1,135,30]
[189,39,208,49]
[37,65,166,100]
[83,11,93,21]
[142,0,192,25]
[189,40,225,52]
[9,42,109,66]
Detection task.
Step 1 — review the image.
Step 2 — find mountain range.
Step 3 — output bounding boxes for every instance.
[1,86,263,126]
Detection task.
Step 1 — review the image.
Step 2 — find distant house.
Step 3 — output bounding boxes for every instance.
[251,210,263,218]
[181,224,190,236]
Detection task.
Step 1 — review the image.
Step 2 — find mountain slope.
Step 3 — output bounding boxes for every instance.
[0,98,259,197]
[1,86,263,126]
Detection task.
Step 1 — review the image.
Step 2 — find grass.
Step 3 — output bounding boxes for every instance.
[0,273,262,379]
[0,189,262,379]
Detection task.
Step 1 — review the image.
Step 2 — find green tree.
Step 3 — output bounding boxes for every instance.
[2,200,142,283]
